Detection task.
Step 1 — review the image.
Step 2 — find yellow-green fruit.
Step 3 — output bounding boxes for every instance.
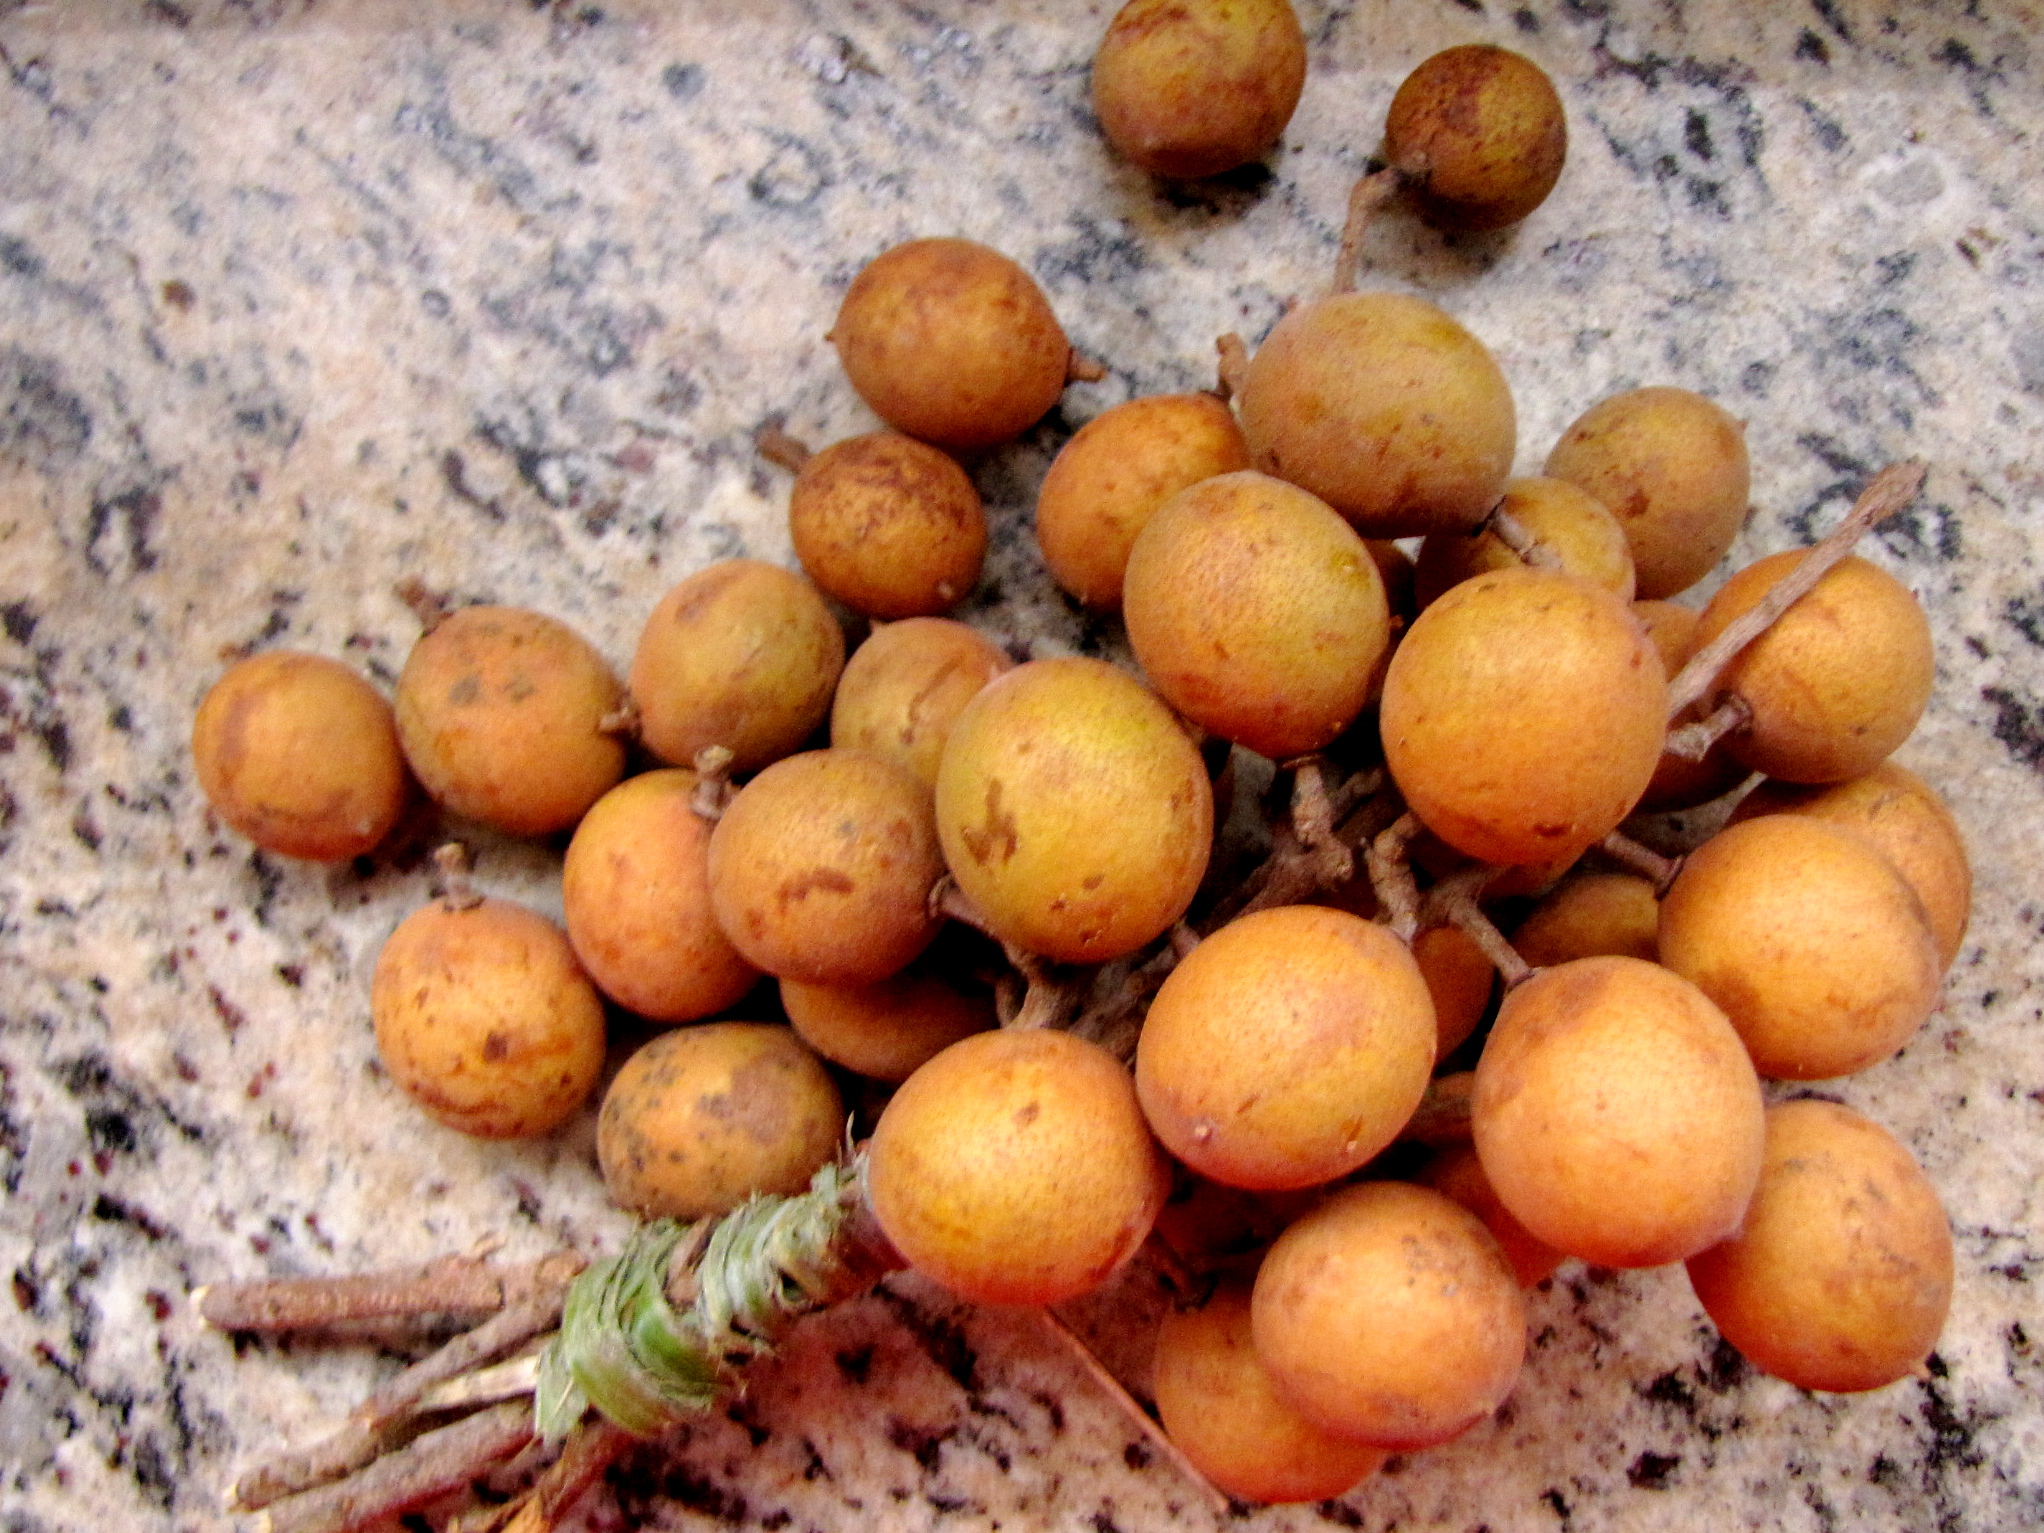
[630,559,845,775]
[192,649,408,861]
[596,1023,843,1221]
[371,896,607,1140]
[1381,568,1666,866]
[1155,1278,1388,1505]
[1136,905,1436,1190]
[1693,551,1935,784]
[1092,0,1307,180]
[935,657,1212,963]
[830,618,1011,789]
[561,769,760,1024]
[1252,1181,1526,1450]
[789,432,986,619]
[868,1028,1170,1306]
[1472,956,1765,1268]
[394,605,625,838]
[1686,1099,1953,1394]
[1123,471,1390,759]
[1384,44,1568,232]
[830,238,1070,452]
[1657,815,1942,1080]
[1238,292,1517,539]
[1544,386,1750,600]
[1036,392,1251,611]
[1731,761,1970,971]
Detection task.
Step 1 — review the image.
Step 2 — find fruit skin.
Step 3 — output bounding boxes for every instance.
[1122,470,1391,760]
[830,238,1069,452]
[1543,386,1750,600]
[1384,44,1567,232]
[630,559,845,776]
[1238,292,1517,539]
[868,1028,1170,1307]
[1135,905,1436,1190]
[1657,815,1943,1081]
[789,432,986,619]
[596,1023,843,1221]
[192,649,409,861]
[1687,1100,1953,1394]
[1251,1181,1526,1450]
[830,617,1011,789]
[1472,956,1765,1268]
[371,897,607,1140]
[1380,568,1666,867]
[1412,475,1634,610]
[1694,551,1935,785]
[1154,1278,1387,1505]
[1730,761,1971,971]
[706,749,945,988]
[561,768,760,1024]
[779,959,994,1083]
[934,657,1212,964]
[1092,0,1307,181]
[1035,392,1251,612]
[393,605,627,838]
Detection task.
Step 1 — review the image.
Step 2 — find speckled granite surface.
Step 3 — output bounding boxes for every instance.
[3,1,2043,1529]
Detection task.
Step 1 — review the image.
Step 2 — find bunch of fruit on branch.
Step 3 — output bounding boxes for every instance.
[187,11,1967,1533]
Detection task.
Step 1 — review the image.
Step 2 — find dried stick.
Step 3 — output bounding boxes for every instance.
[753,419,813,473]
[1664,693,1753,762]
[196,1251,569,1335]
[1035,1310,1233,1520]
[1332,167,1402,295]
[1422,867,1531,991]
[229,1254,584,1510]
[1665,461,1925,718]
[497,1421,639,1533]
[1597,830,1684,896]
[259,1400,535,1533]
[1367,812,1425,942]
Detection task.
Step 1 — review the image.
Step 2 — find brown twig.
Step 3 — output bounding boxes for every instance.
[196,1250,570,1335]
[228,1254,584,1511]
[688,745,737,820]
[1214,333,1251,402]
[1422,866,1531,991]
[1367,812,1425,942]
[259,1400,535,1533]
[1664,693,1753,762]
[1035,1310,1233,1521]
[1665,461,1926,718]
[496,1421,639,1533]
[1332,166,1402,295]
[1596,830,1685,896]
[753,419,813,473]
[1399,1071,1475,1147]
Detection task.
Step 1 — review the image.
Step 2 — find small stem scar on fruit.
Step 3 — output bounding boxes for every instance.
[1483,501,1565,572]
[1215,333,1251,402]
[688,745,737,820]
[1665,460,1926,719]
[432,841,486,910]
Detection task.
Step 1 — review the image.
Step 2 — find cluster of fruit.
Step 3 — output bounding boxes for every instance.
[194,6,1968,1517]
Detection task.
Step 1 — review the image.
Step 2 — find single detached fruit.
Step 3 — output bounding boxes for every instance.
[1092,0,1307,180]
[371,895,606,1140]
[830,238,1070,452]
[868,1028,1170,1307]
[789,431,987,619]
[192,649,408,861]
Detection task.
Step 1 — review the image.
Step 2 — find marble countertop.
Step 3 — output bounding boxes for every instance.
[4,1,2043,1529]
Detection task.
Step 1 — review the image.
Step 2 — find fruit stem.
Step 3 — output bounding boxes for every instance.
[1664,693,1753,762]
[1283,754,1357,888]
[1067,349,1109,383]
[1332,166,1403,295]
[752,417,813,473]
[395,576,455,636]
[688,746,737,820]
[1423,865,1531,989]
[1367,811,1425,942]
[1484,503,1565,572]
[1597,829,1685,895]
[1214,333,1250,401]
[432,842,486,911]
[1665,461,1926,719]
